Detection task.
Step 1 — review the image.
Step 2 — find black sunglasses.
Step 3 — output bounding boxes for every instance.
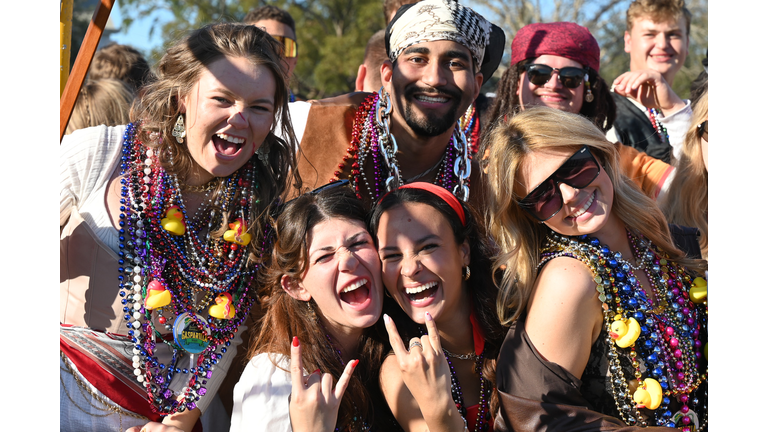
[518,146,601,222]
[697,120,708,141]
[524,64,588,89]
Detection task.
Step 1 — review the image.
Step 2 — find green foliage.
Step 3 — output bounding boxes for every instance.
[114,0,384,98]
[289,0,384,98]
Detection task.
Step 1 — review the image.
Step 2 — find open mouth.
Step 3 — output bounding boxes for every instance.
[569,191,595,219]
[339,279,371,305]
[213,133,245,156]
[404,281,438,303]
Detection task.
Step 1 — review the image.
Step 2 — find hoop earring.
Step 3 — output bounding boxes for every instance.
[172,115,186,144]
[463,265,471,281]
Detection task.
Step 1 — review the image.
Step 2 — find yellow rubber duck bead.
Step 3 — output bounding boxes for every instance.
[161,206,185,236]
[610,316,641,348]
[145,280,171,310]
[209,293,236,319]
[633,378,662,410]
[704,342,707,360]
[223,218,251,246]
[689,277,707,303]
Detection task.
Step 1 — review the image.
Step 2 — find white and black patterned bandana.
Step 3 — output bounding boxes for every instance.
[387,0,491,69]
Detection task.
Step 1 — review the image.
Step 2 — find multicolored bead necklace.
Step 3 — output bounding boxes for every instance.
[333,90,472,203]
[117,122,265,416]
[445,350,491,432]
[647,108,670,146]
[539,229,707,430]
[458,103,480,156]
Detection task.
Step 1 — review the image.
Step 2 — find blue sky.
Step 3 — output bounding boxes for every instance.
[108,0,171,54]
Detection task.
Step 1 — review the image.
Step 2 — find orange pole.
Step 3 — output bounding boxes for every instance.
[60,0,115,141]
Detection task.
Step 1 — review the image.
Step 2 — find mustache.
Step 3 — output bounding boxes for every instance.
[403,84,462,100]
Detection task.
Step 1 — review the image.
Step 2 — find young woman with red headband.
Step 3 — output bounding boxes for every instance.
[369,183,505,432]
[484,107,707,431]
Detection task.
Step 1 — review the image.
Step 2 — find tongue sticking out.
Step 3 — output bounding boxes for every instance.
[213,135,242,156]
[340,285,369,305]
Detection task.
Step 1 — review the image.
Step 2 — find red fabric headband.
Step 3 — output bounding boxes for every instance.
[509,22,600,72]
[398,182,466,226]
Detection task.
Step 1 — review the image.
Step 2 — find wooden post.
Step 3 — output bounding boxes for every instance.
[60,0,73,96]
[60,0,115,141]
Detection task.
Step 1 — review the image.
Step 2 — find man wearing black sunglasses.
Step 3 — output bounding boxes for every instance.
[285,0,504,210]
[244,6,300,100]
[608,0,693,165]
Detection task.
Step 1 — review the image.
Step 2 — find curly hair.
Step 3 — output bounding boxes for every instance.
[482,107,706,325]
[486,60,616,133]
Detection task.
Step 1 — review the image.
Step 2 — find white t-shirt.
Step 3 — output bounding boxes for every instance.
[231,353,294,432]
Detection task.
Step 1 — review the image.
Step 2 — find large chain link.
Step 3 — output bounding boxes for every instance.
[452,124,471,202]
[375,87,401,192]
[375,88,471,201]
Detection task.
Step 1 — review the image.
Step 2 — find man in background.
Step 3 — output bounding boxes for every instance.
[609,0,692,164]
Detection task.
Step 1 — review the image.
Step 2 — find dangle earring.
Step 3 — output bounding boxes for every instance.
[584,73,595,103]
[463,265,471,281]
[172,115,186,143]
[255,143,270,164]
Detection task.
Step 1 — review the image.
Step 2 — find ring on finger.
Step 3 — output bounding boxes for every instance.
[408,340,423,351]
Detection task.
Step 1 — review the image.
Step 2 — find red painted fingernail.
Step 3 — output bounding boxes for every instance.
[351,359,360,368]
[313,368,321,375]
[292,336,299,347]
[425,312,432,321]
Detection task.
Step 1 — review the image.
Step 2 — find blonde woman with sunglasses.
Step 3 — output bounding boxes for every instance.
[483,107,708,431]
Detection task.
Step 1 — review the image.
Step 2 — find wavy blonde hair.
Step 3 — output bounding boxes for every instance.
[661,86,708,258]
[482,107,706,325]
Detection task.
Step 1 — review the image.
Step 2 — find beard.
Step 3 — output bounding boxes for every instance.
[397,84,463,137]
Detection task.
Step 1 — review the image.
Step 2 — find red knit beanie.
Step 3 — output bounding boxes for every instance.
[509,22,600,72]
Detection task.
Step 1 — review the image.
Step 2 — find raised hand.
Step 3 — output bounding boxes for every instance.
[383,312,466,431]
[289,337,358,432]
[612,69,686,116]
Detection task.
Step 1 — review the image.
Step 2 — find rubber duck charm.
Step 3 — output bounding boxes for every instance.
[209,293,236,319]
[610,315,641,348]
[145,280,171,310]
[223,218,251,246]
[633,378,663,410]
[161,205,185,236]
[689,277,707,304]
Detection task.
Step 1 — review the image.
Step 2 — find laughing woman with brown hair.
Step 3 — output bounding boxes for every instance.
[231,184,391,432]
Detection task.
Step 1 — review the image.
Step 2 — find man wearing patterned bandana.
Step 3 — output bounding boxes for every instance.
[286,0,504,209]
